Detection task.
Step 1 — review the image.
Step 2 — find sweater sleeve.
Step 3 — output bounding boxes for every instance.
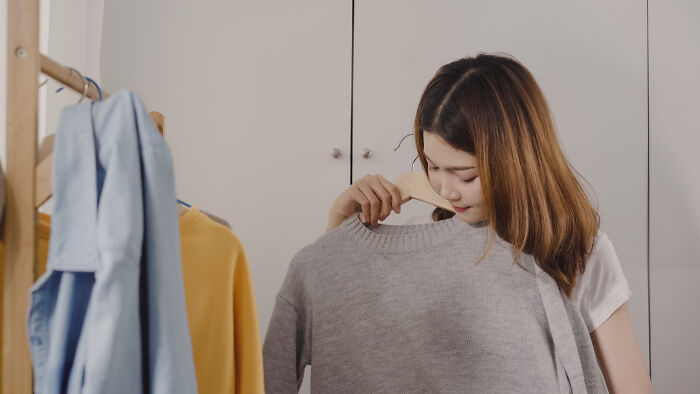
[263,295,311,393]
[232,238,265,394]
[263,247,314,393]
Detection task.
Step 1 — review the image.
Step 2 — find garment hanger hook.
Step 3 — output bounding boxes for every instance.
[393,133,414,151]
[67,67,89,103]
[85,77,103,101]
[394,132,420,172]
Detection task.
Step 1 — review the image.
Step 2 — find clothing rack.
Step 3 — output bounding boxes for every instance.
[3,1,162,391]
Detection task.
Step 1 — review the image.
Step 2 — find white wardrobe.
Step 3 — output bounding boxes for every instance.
[97,1,699,392]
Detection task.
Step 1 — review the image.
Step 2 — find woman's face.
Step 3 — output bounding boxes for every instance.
[423,132,486,224]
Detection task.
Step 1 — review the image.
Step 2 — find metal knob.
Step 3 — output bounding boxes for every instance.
[362,148,372,159]
[331,148,342,159]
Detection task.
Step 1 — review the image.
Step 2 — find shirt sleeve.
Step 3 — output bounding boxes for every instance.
[571,231,633,333]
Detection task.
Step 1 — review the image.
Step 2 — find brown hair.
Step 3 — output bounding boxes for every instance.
[414,53,600,298]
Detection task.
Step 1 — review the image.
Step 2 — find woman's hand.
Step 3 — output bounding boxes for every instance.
[326,174,402,232]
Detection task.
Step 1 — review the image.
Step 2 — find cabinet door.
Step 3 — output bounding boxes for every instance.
[649,1,700,392]
[101,0,352,359]
[353,0,649,364]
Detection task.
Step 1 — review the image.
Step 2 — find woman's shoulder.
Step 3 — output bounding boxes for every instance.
[581,230,630,285]
[571,229,633,332]
[590,229,615,259]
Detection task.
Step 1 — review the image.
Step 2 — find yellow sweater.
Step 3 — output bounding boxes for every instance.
[179,206,265,393]
[0,208,264,394]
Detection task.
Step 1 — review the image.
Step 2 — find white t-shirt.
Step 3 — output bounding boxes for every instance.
[405,214,632,333]
[572,230,633,333]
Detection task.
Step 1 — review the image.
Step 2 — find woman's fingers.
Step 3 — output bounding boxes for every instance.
[364,175,393,222]
[376,175,402,214]
[327,174,396,232]
[347,186,370,221]
[356,181,381,225]
[328,174,400,230]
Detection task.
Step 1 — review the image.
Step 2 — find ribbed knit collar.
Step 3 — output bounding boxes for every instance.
[340,214,487,253]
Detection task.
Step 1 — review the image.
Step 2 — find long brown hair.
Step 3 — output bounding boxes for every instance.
[414,53,600,298]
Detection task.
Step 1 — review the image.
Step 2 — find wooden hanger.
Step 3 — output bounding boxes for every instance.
[35,112,165,207]
[393,172,456,213]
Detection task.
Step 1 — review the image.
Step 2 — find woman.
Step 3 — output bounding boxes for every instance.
[264,53,652,393]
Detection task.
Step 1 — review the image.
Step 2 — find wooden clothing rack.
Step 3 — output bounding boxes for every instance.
[2,0,162,391]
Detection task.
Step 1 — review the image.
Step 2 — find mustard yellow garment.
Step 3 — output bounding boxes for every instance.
[1,209,264,393]
[179,206,264,394]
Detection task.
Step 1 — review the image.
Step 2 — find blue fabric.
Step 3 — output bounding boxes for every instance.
[28,90,198,394]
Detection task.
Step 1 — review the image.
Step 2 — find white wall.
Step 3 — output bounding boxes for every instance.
[44,0,103,142]
[649,0,700,392]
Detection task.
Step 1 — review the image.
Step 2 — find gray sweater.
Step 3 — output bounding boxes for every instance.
[263,214,608,393]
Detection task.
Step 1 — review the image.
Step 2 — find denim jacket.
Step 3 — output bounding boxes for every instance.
[28,90,197,394]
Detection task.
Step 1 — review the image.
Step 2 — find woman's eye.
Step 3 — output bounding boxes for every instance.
[462,177,477,183]
[429,166,439,171]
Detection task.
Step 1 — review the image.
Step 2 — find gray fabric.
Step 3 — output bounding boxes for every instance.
[263,214,608,393]
[200,209,231,230]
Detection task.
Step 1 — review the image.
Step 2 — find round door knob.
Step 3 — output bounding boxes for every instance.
[362,148,372,159]
[331,148,342,159]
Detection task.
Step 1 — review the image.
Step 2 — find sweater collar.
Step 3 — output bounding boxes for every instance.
[339,214,486,253]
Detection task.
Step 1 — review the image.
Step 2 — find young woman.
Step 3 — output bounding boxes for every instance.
[263,53,652,393]
[324,54,652,393]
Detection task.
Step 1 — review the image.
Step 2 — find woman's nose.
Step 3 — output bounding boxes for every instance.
[440,180,461,201]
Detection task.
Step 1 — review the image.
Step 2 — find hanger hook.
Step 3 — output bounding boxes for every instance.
[85,77,103,101]
[394,132,420,172]
[394,133,414,152]
[67,67,89,103]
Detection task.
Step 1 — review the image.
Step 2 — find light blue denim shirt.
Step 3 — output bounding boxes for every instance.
[28,90,198,394]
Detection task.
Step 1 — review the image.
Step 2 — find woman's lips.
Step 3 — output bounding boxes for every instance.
[452,205,470,213]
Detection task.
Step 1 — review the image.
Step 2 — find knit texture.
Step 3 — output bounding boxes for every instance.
[263,214,608,393]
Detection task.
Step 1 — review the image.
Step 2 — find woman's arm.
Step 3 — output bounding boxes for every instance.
[590,301,653,393]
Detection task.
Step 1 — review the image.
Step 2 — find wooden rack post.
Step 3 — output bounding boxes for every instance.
[3,1,163,391]
[3,0,40,391]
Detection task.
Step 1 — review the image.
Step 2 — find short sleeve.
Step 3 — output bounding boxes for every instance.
[571,231,633,333]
